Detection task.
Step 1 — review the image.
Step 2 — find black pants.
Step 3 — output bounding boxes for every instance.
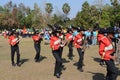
[52,49,62,75]
[11,45,20,64]
[34,43,41,60]
[59,47,63,58]
[77,48,84,69]
[68,41,73,58]
[105,59,118,80]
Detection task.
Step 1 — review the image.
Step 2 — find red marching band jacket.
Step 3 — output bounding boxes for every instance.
[8,35,19,46]
[73,33,83,48]
[50,36,61,50]
[32,34,41,42]
[65,33,73,41]
[97,34,114,60]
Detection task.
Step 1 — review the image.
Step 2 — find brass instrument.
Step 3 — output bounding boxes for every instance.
[82,35,87,52]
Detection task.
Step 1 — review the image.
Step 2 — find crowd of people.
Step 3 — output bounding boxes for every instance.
[0,24,120,79]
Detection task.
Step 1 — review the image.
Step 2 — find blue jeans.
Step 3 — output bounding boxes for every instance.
[92,36,97,45]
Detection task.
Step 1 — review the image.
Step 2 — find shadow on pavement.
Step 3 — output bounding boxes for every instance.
[37,56,47,62]
[87,71,105,80]
[73,62,78,66]
[73,62,85,67]
[91,57,106,66]
[20,58,29,65]
[62,58,70,63]
[91,57,101,63]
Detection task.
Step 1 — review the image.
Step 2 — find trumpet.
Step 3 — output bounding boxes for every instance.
[82,35,87,52]
[60,40,67,47]
[11,36,22,46]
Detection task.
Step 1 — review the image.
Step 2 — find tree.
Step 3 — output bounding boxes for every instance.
[0,12,5,30]
[44,3,53,24]
[1,1,20,29]
[110,0,120,26]
[51,14,64,25]
[4,1,13,13]
[18,3,26,16]
[76,1,91,28]
[89,5,99,26]
[32,3,43,28]
[62,3,70,27]
[45,3,53,17]
[17,3,27,27]
[62,3,70,15]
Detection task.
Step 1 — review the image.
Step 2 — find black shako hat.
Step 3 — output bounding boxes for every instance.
[11,29,17,34]
[51,30,59,36]
[66,27,72,33]
[77,27,85,32]
[34,29,39,34]
[71,26,78,30]
[54,24,62,31]
[106,27,115,34]
[98,28,107,34]
[36,30,39,34]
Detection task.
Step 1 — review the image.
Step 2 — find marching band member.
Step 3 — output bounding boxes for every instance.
[73,27,85,72]
[50,30,62,78]
[32,30,42,62]
[50,27,67,78]
[8,30,21,67]
[97,28,118,80]
[65,28,74,60]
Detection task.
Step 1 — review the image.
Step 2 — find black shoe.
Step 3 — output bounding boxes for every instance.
[34,59,38,62]
[78,68,84,72]
[61,65,66,70]
[55,73,60,78]
[35,60,38,62]
[60,72,62,75]
[99,60,105,66]
[62,66,66,70]
[35,59,40,62]
[12,63,16,67]
[61,65,64,68]
[17,63,21,67]
[69,57,73,60]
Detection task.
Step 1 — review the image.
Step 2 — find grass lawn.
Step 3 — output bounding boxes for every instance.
[0,36,120,80]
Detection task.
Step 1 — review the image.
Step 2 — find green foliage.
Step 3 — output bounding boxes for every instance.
[45,3,53,14]
[62,3,70,15]
[74,0,120,29]
[51,14,62,24]
[0,1,120,30]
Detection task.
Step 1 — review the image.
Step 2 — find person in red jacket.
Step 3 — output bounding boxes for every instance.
[32,30,42,62]
[65,28,74,60]
[50,30,65,78]
[73,28,84,72]
[8,30,21,67]
[97,28,118,80]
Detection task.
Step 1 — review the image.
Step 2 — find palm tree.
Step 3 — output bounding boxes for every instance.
[62,3,70,26]
[45,3,53,17]
[62,3,70,15]
[45,3,53,24]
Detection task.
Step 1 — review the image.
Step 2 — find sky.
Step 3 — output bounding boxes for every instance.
[0,0,111,19]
